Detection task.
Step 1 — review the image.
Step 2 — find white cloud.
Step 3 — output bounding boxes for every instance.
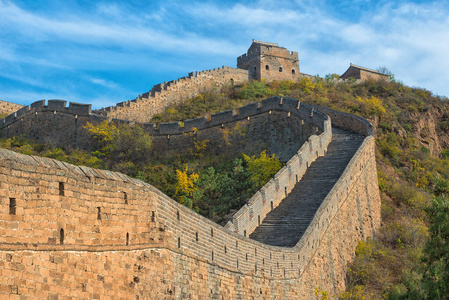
[89,77,119,89]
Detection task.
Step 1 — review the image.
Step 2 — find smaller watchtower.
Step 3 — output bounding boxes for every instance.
[237,40,300,81]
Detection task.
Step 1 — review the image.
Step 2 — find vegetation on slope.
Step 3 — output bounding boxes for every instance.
[2,75,449,298]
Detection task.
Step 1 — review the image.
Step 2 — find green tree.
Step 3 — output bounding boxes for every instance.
[377,66,396,82]
[421,195,449,299]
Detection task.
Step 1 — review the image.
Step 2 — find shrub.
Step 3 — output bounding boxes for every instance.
[243,150,282,189]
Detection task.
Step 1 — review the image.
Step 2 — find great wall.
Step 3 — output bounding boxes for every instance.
[0,40,381,299]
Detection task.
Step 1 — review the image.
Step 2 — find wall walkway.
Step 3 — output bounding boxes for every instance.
[250,127,365,247]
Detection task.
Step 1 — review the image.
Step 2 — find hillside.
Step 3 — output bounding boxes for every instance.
[146,77,449,298]
[1,76,448,298]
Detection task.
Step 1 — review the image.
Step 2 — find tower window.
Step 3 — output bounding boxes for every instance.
[265,65,269,70]
[292,69,296,74]
[279,67,283,72]
[254,67,257,71]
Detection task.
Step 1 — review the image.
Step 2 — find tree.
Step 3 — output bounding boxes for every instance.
[377,66,396,82]
[243,150,282,189]
[421,195,449,299]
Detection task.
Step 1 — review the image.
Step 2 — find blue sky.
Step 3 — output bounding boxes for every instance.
[1,0,449,109]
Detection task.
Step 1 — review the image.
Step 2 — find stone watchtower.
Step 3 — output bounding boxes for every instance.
[237,40,300,82]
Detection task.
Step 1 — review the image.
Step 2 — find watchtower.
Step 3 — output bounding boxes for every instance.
[237,40,300,81]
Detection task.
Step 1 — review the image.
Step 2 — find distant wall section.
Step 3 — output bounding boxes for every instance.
[0,97,324,164]
[97,66,249,123]
[0,100,23,116]
[0,99,96,150]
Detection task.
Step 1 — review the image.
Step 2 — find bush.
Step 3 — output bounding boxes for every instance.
[243,150,282,189]
[85,121,153,168]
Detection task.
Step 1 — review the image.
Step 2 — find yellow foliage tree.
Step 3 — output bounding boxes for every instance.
[356,96,386,116]
[243,150,282,188]
[175,167,199,207]
[299,77,315,94]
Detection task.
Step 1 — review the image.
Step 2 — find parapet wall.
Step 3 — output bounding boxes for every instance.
[311,105,374,136]
[96,66,250,123]
[224,97,331,236]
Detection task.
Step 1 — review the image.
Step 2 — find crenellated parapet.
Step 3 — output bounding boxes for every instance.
[0,99,91,129]
[95,66,250,123]
[140,96,328,136]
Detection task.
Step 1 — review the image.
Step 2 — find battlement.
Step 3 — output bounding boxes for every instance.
[96,66,249,122]
[142,96,328,136]
[0,99,92,129]
[237,41,298,66]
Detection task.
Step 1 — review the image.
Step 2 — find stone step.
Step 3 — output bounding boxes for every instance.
[249,127,364,247]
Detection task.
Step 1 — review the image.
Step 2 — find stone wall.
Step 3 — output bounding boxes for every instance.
[96,66,250,123]
[0,97,324,163]
[0,100,23,116]
[225,104,331,236]
[0,133,379,299]
[311,105,374,136]
[0,99,96,150]
[148,97,326,162]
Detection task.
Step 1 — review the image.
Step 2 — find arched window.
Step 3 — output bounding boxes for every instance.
[292,69,296,74]
[265,65,269,70]
[279,67,283,72]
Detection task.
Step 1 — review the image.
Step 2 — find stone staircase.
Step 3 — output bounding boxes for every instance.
[249,127,364,247]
